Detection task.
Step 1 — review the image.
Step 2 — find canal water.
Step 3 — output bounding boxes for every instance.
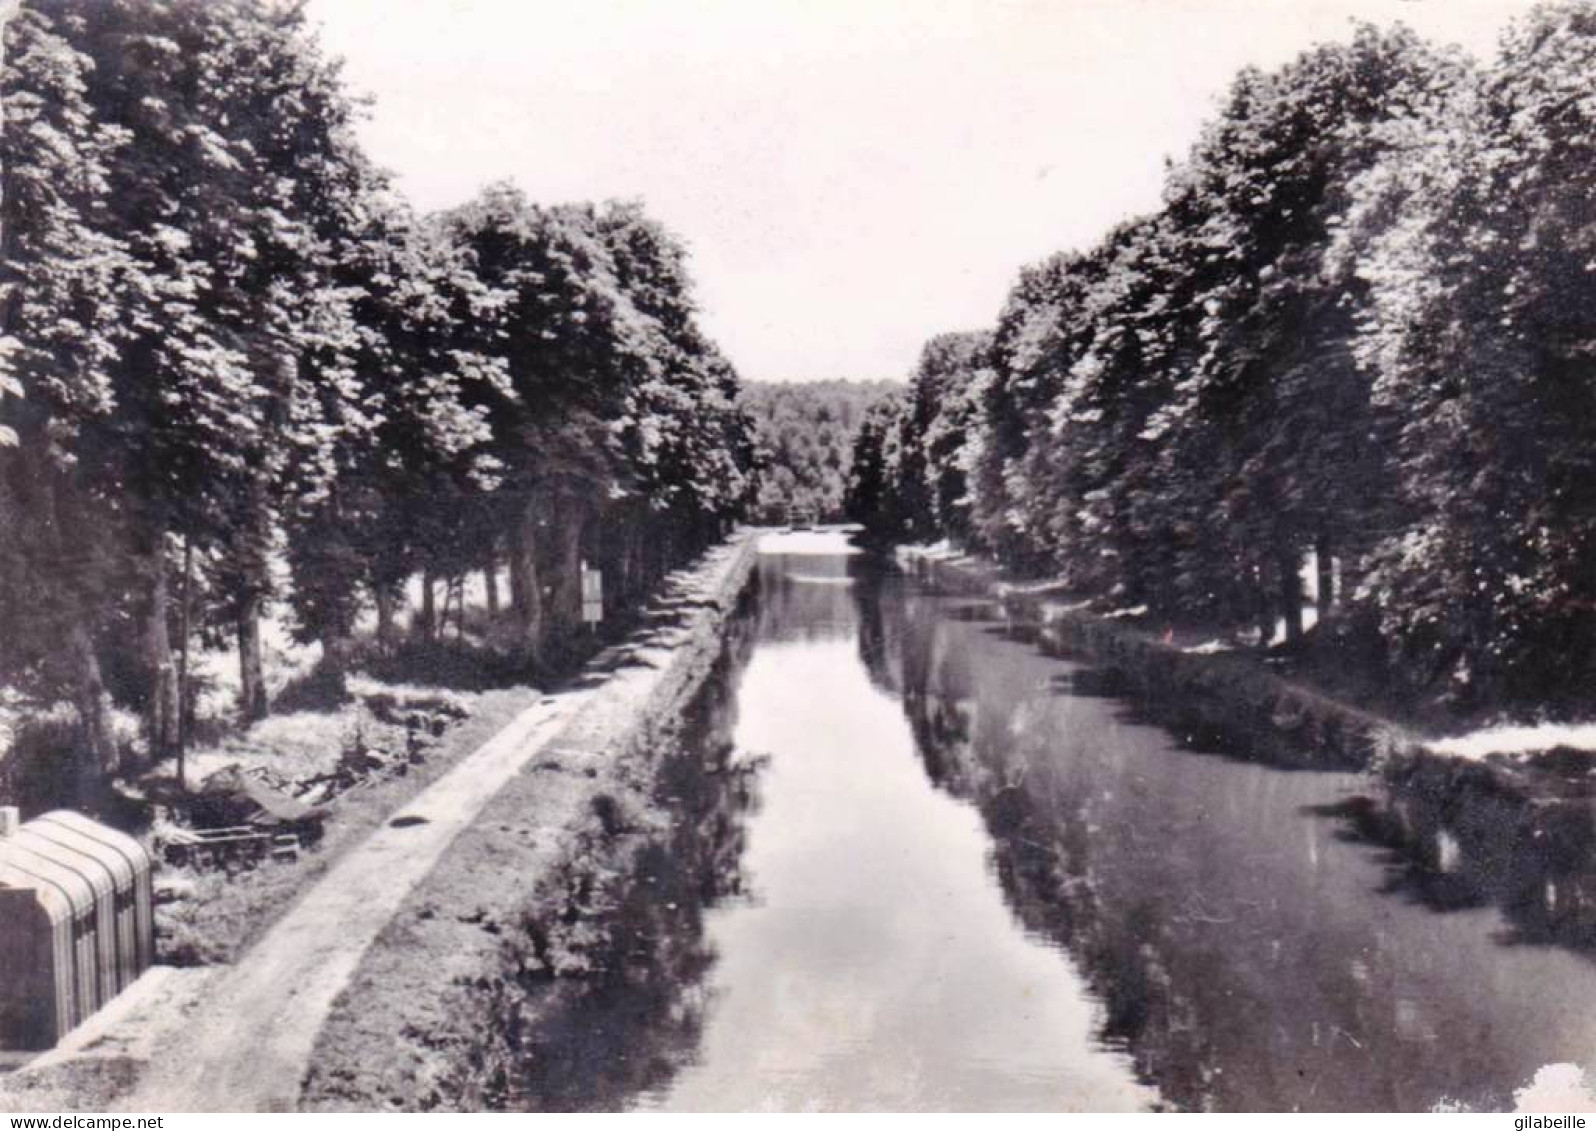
[531,533,1596,1112]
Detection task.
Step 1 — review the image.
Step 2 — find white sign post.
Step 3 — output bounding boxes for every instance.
[580,560,603,627]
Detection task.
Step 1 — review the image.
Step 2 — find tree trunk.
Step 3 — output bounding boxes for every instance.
[142,531,179,769]
[1338,544,1362,608]
[617,522,638,609]
[34,463,116,799]
[419,571,437,642]
[176,537,194,789]
[1315,531,1334,619]
[237,596,268,723]
[507,520,528,613]
[484,550,500,617]
[1254,561,1275,648]
[320,633,352,701]
[545,493,586,645]
[68,622,116,805]
[1279,548,1305,645]
[511,503,546,664]
[375,585,396,653]
[627,509,650,607]
[453,576,467,642]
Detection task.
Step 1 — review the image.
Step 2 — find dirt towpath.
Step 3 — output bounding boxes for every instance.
[120,693,587,1112]
[101,533,759,1113]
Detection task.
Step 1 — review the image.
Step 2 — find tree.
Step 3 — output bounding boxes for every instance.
[1340,3,1596,706]
[1,1,136,792]
[915,334,991,546]
[845,392,908,536]
[1151,26,1466,640]
[281,189,506,691]
[442,189,758,668]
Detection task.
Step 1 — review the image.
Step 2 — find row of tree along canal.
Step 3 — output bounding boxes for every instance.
[0,1,759,804]
[846,7,1596,721]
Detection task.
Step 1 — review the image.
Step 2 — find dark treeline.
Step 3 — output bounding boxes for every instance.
[0,0,758,797]
[848,5,1596,714]
[742,379,897,525]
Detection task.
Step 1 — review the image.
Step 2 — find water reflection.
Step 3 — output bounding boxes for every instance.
[637,549,1153,1111]
[1308,791,1596,953]
[752,552,865,644]
[513,540,1596,1113]
[863,567,1596,1112]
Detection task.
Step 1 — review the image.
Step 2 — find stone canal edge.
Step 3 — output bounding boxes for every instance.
[11,531,759,1114]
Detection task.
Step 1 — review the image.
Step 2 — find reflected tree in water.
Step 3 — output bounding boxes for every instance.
[850,571,1524,1111]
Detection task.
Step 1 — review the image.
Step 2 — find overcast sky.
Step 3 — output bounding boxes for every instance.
[305,0,1535,384]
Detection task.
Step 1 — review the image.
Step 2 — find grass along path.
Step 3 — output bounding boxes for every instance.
[120,689,588,1112]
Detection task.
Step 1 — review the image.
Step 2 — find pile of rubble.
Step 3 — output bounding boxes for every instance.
[153,690,471,873]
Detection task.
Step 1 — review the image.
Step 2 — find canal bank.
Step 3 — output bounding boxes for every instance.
[898,544,1596,961]
[298,532,761,1111]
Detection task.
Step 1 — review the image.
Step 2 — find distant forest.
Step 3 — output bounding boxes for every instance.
[743,380,898,524]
